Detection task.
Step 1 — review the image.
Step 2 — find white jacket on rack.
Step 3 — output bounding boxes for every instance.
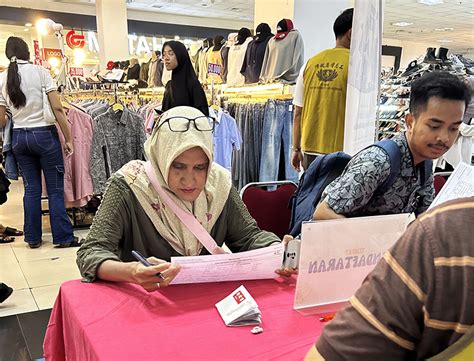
[198,47,210,84]
[260,30,304,84]
[226,37,252,86]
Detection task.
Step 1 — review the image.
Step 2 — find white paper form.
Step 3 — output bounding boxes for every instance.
[170,243,284,284]
[429,162,474,209]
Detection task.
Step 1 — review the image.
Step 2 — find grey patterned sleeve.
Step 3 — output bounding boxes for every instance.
[323,147,391,215]
[76,176,127,282]
[416,171,435,215]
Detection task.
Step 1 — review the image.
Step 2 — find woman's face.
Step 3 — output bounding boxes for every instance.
[163,45,178,71]
[168,147,209,202]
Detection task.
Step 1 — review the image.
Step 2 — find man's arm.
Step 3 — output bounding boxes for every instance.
[0,106,6,128]
[305,346,325,361]
[291,105,303,171]
[313,201,346,220]
[314,148,391,219]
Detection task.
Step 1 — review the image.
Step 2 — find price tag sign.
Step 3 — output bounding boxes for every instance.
[207,63,222,75]
[69,67,84,77]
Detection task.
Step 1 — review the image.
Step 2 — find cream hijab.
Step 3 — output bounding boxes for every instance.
[118,106,232,256]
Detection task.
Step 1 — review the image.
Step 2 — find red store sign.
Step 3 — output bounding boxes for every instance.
[33,40,42,65]
[66,30,85,49]
[43,48,63,60]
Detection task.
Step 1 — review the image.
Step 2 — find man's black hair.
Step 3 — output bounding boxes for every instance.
[410,71,472,117]
[333,8,354,38]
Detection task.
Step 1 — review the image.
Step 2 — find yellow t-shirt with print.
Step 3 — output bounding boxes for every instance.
[301,48,349,154]
[206,50,224,84]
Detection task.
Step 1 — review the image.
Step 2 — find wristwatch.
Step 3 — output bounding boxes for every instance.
[292,146,301,152]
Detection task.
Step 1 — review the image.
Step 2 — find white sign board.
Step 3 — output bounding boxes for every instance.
[294,213,409,315]
[344,0,384,155]
[429,162,474,209]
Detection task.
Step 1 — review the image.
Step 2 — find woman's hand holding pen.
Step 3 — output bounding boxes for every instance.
[131,257,181,292]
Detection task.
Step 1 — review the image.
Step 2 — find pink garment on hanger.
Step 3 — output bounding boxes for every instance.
[58,107,94,208]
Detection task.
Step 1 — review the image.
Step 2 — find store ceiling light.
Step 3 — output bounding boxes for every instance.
[36,18,63,36]
[418,0,444,5]
[393,21,413,27]
[25,23,32,27]
[434,27,454,31]
[437,39,453,43]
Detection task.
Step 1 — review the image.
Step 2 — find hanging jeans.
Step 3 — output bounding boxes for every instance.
[12,126,73,245]
[259,99,298,184]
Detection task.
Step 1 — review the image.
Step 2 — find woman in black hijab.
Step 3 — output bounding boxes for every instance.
[161,40,209,116]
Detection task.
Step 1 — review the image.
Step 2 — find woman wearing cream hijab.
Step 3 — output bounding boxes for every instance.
[77,106,280,291]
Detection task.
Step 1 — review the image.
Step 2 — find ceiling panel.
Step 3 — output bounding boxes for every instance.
[47,0,474,54]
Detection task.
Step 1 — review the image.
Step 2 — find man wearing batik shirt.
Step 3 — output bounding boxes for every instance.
[314,71,471,220]
[305,197,474,360]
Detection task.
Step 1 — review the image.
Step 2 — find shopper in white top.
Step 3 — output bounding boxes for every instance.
[0,36,77,249]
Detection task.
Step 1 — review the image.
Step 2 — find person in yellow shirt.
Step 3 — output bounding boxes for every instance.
[292,8,353,171]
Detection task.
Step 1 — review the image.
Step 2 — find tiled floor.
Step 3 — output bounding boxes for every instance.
[1,179,87,360]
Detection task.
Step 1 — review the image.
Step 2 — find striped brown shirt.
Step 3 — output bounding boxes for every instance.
[316,197,474,360]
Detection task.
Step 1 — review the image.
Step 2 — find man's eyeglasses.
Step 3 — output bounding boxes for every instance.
[156,116,216,132]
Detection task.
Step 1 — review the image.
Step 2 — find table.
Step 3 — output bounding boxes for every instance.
[44,277,323,360]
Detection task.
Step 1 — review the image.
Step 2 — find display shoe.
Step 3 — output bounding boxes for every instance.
[424,47,437,62]
[401,60,421,77]
[437,47,451,64]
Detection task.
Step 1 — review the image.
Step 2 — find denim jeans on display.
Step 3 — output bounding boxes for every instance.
[12,126,74,245]
[259,99,298,184]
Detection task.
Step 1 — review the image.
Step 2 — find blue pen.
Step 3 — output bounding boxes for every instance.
[131,250,165,280]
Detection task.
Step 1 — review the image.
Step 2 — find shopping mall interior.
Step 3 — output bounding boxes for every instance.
[0,0,473,360]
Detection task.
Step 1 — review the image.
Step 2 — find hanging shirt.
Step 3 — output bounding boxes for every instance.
[260,30,304,84]
[198,47,209,84]
[221,46,230,83]
[241,35,273,84]
[210,108,242,171]
[90,107,146,193]
[301,48,349,154]
[226,37,252,86]
[206,50,224,84]
[58,107,94,208]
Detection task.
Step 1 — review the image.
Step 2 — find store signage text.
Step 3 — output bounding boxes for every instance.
[86,32,191,55]
[43,48,63,59]
[69,67,84,77]
[33,40,42,65]
[66,30,85,49]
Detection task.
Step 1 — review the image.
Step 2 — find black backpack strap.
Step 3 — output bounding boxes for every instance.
[372,139,401,194]
[421,159,433,185]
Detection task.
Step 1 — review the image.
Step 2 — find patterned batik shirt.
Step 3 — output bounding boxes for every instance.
[321,133,434,217]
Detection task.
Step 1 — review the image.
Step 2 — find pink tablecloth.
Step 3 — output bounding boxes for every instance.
[44,277,323,360]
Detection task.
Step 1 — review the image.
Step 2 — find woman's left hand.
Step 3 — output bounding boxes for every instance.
[275,235,299,278]
[64,142,74,157]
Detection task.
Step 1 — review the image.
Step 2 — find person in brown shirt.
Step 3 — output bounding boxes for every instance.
[306,197,474,360]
